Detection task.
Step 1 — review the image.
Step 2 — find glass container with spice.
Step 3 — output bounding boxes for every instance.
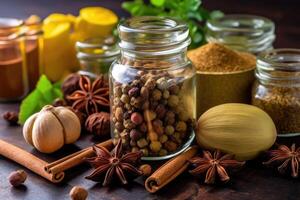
[110,16,196,160]
[206,14,275,55]
[0,17,42,101]
[76,37,119,79]
[0,18,28,101]
[252,49,300,137]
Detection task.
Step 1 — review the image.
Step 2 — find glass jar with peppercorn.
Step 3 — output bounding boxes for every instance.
[252,49,300,137]
[110,16,196,160]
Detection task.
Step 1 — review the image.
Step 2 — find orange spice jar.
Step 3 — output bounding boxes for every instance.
[0,17,41,101]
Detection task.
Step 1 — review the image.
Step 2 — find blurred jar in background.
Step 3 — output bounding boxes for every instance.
[206,14,275,55]
[76,36,120,79]
[0,17,41,101]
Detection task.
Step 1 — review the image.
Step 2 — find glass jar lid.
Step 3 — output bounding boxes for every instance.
[256,49,300,86]
[118,16,191,56]
[76,37,120,62]
[206,14,275,54]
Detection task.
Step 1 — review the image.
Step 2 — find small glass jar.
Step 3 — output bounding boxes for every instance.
[0,18,29,101]
[76,37,120,79]
[252,49,300,137]
[110,16,196,160]
[206,14,275,54]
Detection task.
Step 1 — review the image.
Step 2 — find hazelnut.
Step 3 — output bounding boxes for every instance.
[139,164,152,177]
[69,186,88,200]
[8,170,27,187]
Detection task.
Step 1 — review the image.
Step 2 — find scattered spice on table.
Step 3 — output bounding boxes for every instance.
[189,149,245,184]
[85,139,143,186]
[2,111,19,126]
[263,143,300,178]
[187,43,256,72]
[69,186,88,200]
[8,169,27,187]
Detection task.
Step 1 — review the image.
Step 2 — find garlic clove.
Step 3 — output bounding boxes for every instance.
[32,110,64,153]
[23,113,38,146]
[54,106,81,144]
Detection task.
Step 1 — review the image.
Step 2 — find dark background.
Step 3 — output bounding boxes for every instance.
[1,0,299,48]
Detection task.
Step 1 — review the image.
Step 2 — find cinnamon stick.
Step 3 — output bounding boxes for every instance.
[145,146,198,193]
[0,139,64,183]
[45,139,113,175]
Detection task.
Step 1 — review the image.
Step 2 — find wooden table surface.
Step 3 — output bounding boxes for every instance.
[1,1,300,200]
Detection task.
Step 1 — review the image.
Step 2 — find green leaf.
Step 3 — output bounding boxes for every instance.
[18,75,63,124]
[150,0,165,7]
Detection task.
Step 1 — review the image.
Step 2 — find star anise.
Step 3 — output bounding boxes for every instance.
[263,143,300,178]
[85,139,143,186]
[67,75,109,115]
[189,150,245,184]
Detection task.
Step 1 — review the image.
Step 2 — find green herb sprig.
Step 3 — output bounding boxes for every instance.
[122,0,223,49]
[19,75,62,124]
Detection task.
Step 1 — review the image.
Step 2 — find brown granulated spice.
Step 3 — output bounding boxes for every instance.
[252,84,300,134]
[187,43,256,72]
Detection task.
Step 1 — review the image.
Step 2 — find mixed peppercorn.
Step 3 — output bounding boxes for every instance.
[111,69,194,157]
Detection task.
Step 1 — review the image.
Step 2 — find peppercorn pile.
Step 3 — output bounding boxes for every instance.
[111,70,194,157]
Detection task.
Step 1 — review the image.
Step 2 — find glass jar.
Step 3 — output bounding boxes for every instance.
[23,15,43,91]
[76,37,120,79]
[206,14,275,54]
[252,49,300,137]
[0,18,29,101]
[110,16,196,160]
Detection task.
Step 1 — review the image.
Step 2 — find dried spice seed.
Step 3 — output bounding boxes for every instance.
[3,111,19,126]
[252,86,300,134]
[85,112,110,137]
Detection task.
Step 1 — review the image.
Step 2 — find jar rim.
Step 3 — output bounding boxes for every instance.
[118,16,190,55]
[257,48,300,71]
[256,48,300,86]
[76,37,120,60]
[207,14,274,33]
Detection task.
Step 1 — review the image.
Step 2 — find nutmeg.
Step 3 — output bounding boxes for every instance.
[69,186,88,200]
[85,112,110,137]
[61,73,81,98]
[8,170,27,187]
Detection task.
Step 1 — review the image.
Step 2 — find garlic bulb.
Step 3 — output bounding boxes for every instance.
[23,105,81,153]
[196,103,277,161]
